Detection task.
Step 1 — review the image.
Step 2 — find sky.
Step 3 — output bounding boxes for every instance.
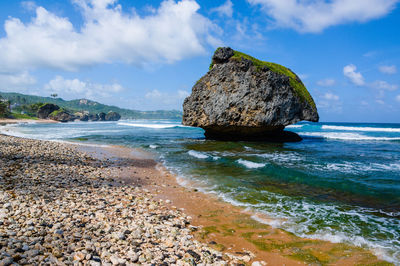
[0,0,399,122]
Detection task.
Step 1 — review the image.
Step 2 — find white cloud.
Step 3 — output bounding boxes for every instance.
[145,89,163,99]
[376,99,385,105]
[322,92,339,101]
[145,89,189,106]
[211,0,233,17]
[317,78,336,87]
[0,0,219,73]
[248,0,398,33]
[317,92,341,112]
[44,76,124,101]
[21,1,37,11]
[371,80,398,91]
[363,51,378,58]
[379,65,397,74]
[343,64,365,86]
[0,71,37,90]
[396,95,400,102]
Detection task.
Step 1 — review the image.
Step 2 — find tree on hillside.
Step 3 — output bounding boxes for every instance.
[51,93,58,98]
[0,99,11,118]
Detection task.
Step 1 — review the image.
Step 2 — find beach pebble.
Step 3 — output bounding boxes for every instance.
[74,252,85,261]
[0,257,13,266]
[0,135,253,265]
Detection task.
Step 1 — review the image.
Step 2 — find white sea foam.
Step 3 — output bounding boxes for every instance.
[237,159,266,169]
[319,161,400,174]
[160,159,400,265]
[245,195,400,264]
[188,150,209,159]
[322,125,400,132]
[57,140,110,148]
[301,132,400,141]
[149,144,158,149]
[0,127,111,148]
[118,122,188,129]
[286,125,303,128]
[257,152,302,164]
[297,231,399,264]
[250,213,284,227]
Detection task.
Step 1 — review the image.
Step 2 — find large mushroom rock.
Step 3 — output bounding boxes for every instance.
[182,47,319,142]
[37,103,59,119]
[105,111,121,121]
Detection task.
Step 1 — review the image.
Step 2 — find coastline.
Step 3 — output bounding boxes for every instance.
[0,132,393,265]
[83,143,393,265]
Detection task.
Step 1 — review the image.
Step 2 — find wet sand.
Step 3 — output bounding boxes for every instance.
[80,143,393,266]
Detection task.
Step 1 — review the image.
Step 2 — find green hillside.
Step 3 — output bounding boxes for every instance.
[0,92,182,119]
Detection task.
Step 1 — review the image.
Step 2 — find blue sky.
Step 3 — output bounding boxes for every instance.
[0,0,399,122]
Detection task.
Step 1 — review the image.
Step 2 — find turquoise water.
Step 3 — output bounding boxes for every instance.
[2,120,400,264]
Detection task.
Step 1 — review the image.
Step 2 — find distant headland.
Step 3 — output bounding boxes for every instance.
[0,91,182,121]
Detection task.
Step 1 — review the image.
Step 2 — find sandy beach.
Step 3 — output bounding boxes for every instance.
[0,119,58,127]
[0,134,392,265]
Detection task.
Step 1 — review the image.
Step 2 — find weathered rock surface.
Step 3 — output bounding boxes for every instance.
[105,111,121,121]
[37,104,59,119]
[183,47,319,141]
[89,113,99,121]
[49,111,75,123]
[98,112,106,121]
[74,112,89,122]
[80,114,89,121]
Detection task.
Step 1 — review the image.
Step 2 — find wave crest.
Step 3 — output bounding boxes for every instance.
[237,159,266,169]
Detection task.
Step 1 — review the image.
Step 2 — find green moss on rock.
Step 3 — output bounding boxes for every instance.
[210,48,317,110]
[49,108,66,117]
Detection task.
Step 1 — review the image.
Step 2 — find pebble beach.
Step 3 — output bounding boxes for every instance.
[0,134,251,265]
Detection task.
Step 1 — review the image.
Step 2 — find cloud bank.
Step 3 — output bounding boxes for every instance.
[0,72,37,90]
[248,0,398,33]
[0,0,218,73]
[44,76,124,101]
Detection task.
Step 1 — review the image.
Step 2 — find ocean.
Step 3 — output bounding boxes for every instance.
[1,120,400,264]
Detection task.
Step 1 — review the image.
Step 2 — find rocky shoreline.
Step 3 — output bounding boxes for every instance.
[0,135,251,265]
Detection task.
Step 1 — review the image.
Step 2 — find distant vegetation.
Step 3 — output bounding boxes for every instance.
[0,92,182,119]
[0,98,10,118]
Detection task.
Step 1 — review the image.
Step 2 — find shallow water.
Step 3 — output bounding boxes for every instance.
[2,120,400,264]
